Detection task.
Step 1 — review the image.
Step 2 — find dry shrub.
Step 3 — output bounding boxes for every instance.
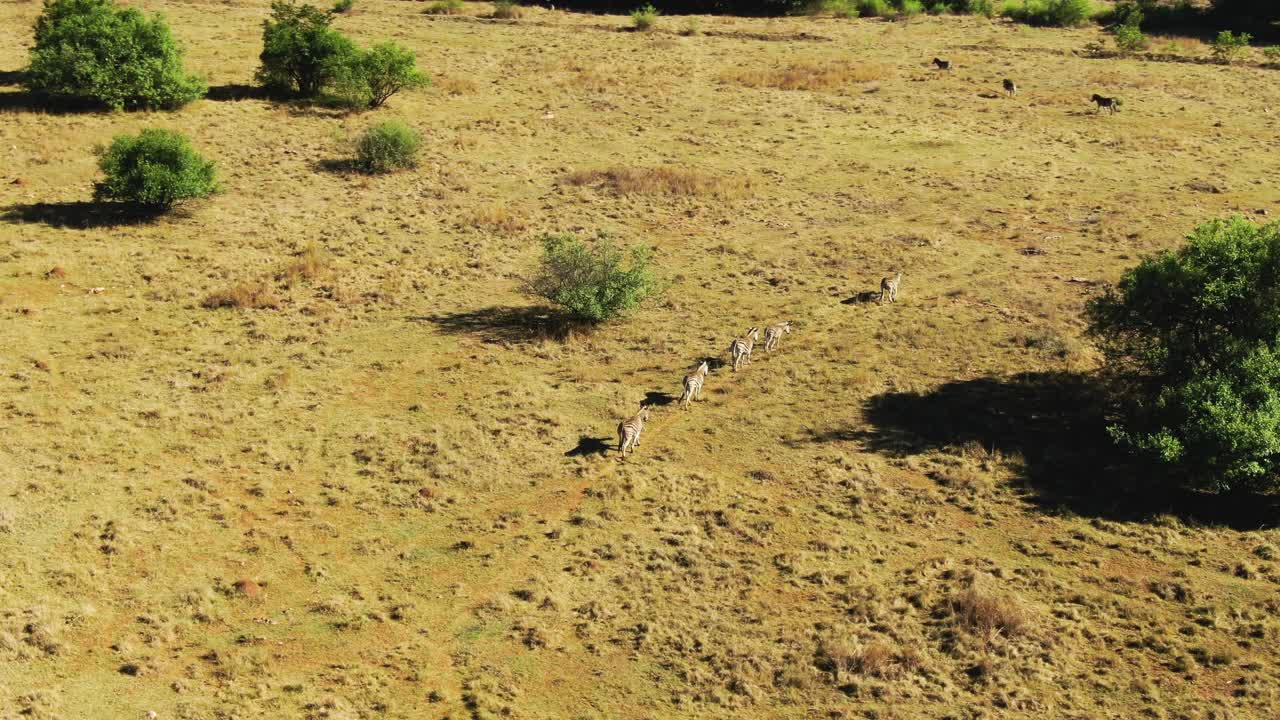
[723,61,884,92]
[437,76,477,95]
[465,204,526,232]
[202,280,280,310]
[279,244,331,287]
[562,166,751,199]
[816,639,911,679]
[950,586,1027,639]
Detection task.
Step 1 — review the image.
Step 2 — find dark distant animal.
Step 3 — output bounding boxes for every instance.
[880,271,902,305]
[1003,79,1017,97]
[1091,94,1122,114]
[933,57,951,71]
[763,321,791,352]
[729,327,759,371]
[617,404,650,457]
[679,361,709,409]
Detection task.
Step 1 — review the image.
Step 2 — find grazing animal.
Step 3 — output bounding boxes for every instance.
[763,321,792,352]
[679,361,709,409]
[617,404,650,457]
[1091,94,1122,114]
[729,327,759,371]
[933,57,951,71]
[1003,79,1017,97]
[880,271,902,305]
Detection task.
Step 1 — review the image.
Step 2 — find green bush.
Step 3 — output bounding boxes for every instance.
[1002,0,1093,26]
[631,3,660,30]
[24,0,205,110]
[1087,217,1280,493]
[928,2,949,13]
[353,121,421,173]
[1264,46,1280,64]
[332,0,354,12]
[333,42,428,109]
[424,0,464,14]
[856,0,890,14]
[93,128,217,208]
[1210,30,1251,63]
[525,232,661,325]
[1113,22,1147,52]
[492,0,523,18]
[897,0,924,16]
[257,0,356,97]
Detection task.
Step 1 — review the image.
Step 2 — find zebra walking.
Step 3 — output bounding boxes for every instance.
[880,271,902,305]
[763,321,791,352]
[617,404,650,457]
[679,361,709,409]
[729,327,759,371]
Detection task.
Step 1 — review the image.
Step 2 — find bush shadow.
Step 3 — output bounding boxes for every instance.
[205,83,269,102]
[411,305,574,344]
[846,372,1280,529]
[314,158,360,175]
[644,391,676,408]
[0,89,105,114]
[0,69,26,86]
[565,436,612,458]
[2,201,169,229]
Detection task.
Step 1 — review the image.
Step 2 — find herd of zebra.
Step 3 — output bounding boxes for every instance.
[615,271,903,457]
[931,57,1123,113]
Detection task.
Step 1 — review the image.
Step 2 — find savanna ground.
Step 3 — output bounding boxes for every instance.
[3,1,1280,718]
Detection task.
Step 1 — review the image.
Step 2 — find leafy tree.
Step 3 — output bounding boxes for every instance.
[25,0,205,110]
[334,42,428,109]
[257,0,356,97]
[93,128,218,208]
[1210,30,1252,64]
[525,233,662,325]
[1087,217,1280,493]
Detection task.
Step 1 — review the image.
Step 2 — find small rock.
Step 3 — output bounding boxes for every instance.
[44,266,66,280]
[233,579,262,598]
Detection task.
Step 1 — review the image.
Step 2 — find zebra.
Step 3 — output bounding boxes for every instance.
[932,57,951,71]
[617,404,650,457]
[729,327,759,371]
[1003,79,1017,98]
[763,321,792,352]
[1091,94,1122,114]
[880,271,902,305]
[679,361,709,409]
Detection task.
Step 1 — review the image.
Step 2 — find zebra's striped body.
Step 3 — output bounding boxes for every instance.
[617,406,650,457]
[763,321,791,352]
[729,327,759,371]
[1003,79,1017,97]
[679,361,709,408]
[880,271,902,305]
[1091,94,1121,114]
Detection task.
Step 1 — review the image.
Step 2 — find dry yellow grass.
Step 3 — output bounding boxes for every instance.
[722,60,886,90]
[3,3,1280,719]
[562,165,753,198]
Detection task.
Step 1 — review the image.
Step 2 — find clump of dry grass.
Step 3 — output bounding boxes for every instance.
[950,586,1027,639]
[464,204,526,232]
[437,76,477,95]
[279,244,331,287]
[816,638,916,679]
[202,280,281,310]
[562,166,752,198]
[723,61,884,91]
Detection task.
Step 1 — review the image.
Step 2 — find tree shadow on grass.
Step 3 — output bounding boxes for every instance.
[565,436,612,458]
[411,305,574,344]
[2,201,169,229]
[0,70,26,86]
[0,89,105,114]
[840,290,880,305]
[644,391,676,408]
[205,83,269,101]
[314,158,360,175]
[844,372,1280,530]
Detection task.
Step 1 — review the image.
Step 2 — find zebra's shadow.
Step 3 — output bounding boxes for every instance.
[840,290,880,305]
[565,436,612,457]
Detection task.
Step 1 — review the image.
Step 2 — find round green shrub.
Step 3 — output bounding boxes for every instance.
[257,0,357,98]
[1088,217,1280,493]
[524,232,662,325]
[354,121,421,173]
[25,0,205,110]
[93,128,218,208]
[333,42,429,109]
